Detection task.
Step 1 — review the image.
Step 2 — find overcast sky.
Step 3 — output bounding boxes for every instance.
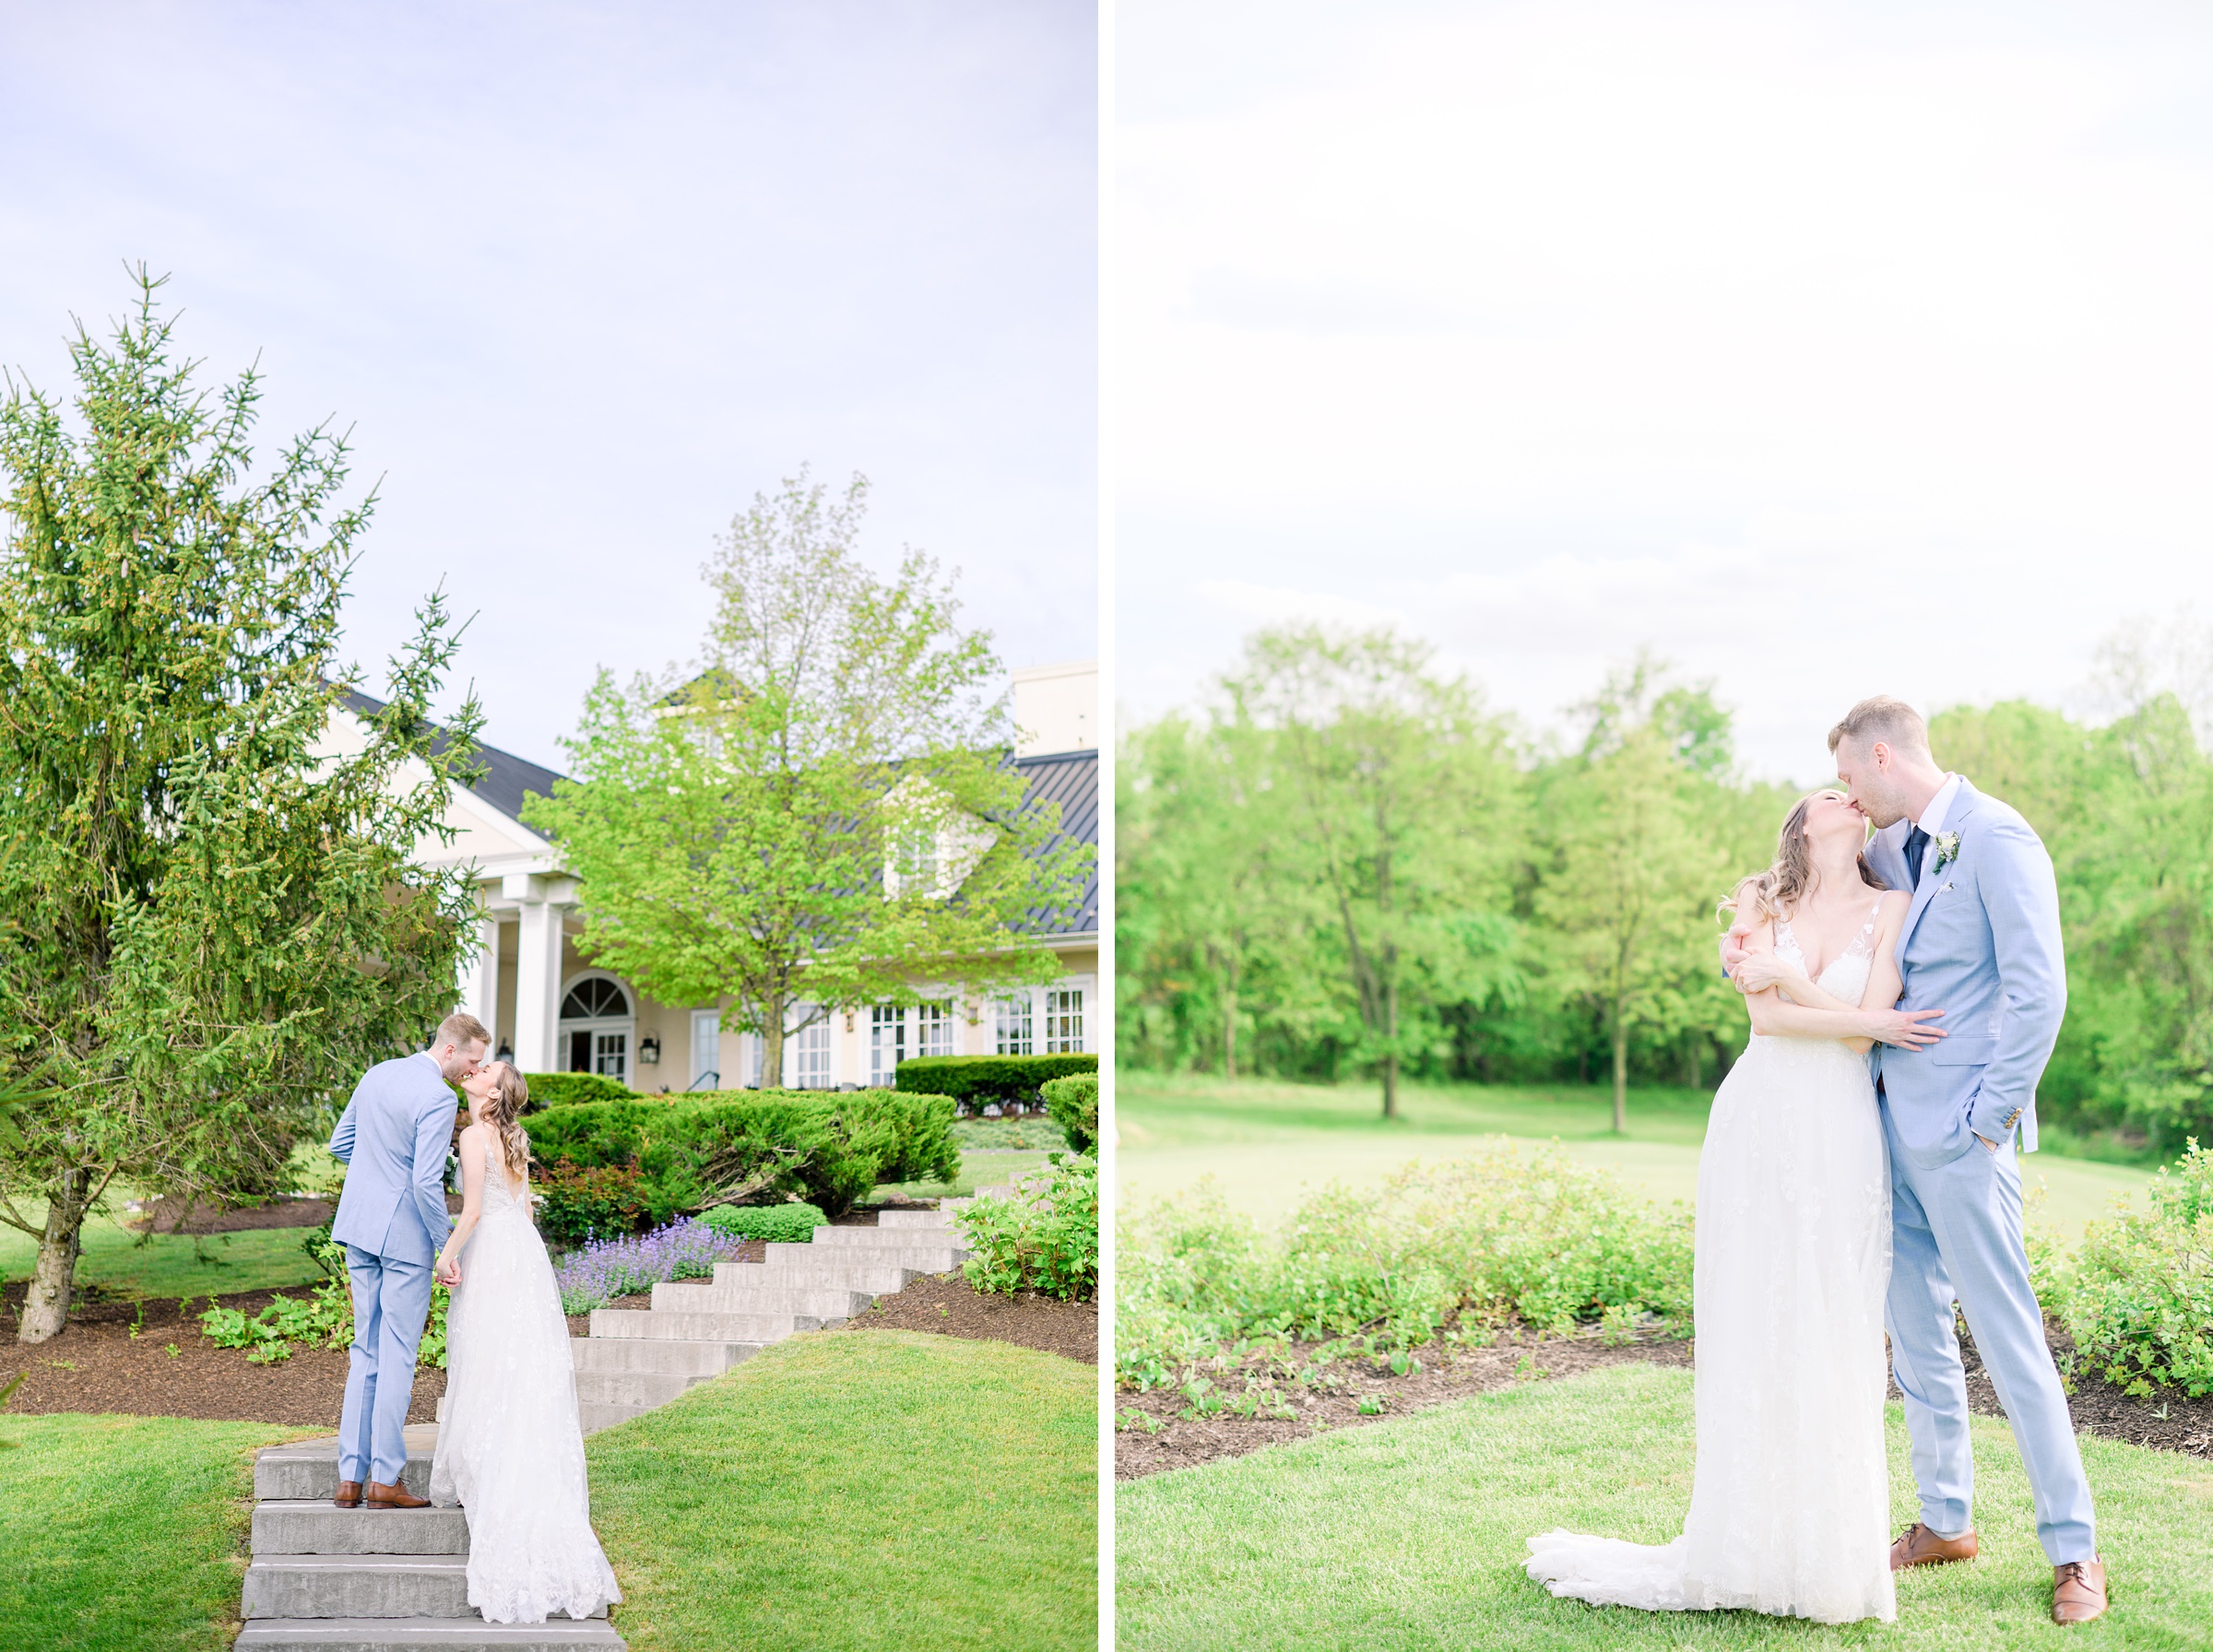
[0,2,1095,770]
[1117,0,2213,782]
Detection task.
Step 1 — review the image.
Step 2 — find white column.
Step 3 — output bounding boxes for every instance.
[457,910,500,1046]
[505,874,576,1072]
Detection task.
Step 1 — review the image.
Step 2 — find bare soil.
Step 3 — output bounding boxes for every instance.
[1116,1320,2213,1481]
[123,1194,337,1236]
[0,1280,444,1426]
[841,1273,1098,1365]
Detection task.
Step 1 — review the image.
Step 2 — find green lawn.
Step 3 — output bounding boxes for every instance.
[0,1207,331,1304]
[868,1149,1052,1205]
[0,1411,323,1651]
[589,1328,1096,1650]
[1117,1075,2151,1246]
[1118,1363,2213,1650]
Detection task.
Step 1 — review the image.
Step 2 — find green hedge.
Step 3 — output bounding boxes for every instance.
[520,1071,636,1109]
[1040,1075,1097,1154]
[525,1087,958,1220]
[702,1202,829,1244]
[893,1054,1097,1108]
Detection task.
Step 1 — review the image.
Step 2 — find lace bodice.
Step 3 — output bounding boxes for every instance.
[1771,898,1882,1009]
[479,1137,529,1219]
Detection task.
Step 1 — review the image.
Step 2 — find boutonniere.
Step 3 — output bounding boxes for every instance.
[1933,831,1961,874]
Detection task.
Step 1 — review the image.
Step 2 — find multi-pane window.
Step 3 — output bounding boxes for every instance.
[995,996,1033,1056]
[870,1005,905,1086]
[794,1019,832,1090]
[916,999,954,1058]
[593,1032,628,1082]
[1043,988,1085,1054]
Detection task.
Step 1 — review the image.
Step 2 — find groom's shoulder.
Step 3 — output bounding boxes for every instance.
[1960,782,2037,838]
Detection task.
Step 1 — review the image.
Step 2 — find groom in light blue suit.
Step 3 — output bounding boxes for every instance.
[1829,697,2105,1626]
[325,1011,488,1509]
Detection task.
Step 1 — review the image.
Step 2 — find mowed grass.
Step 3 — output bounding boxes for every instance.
[1116,1074,2150,1244]
[0,1411,323,1651]
[588,1328,1095,1651]
[1117,1363,2213,1650]
[0,1206,331,1303]
[868,1148,1052,1205]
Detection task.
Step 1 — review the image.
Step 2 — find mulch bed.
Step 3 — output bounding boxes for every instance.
[123,1194,337,1236]
[0,1280,444,1427]
[2,1205,1095,1425]
[1117,1319,2213,1480]
[841,1274,1097,1365]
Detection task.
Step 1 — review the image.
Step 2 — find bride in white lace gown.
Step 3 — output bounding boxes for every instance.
[431,1061,621,1624]
[1527,789,1947,1625]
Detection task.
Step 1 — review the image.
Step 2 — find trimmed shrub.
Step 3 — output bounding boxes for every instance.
[2046,1140,2213,1397]
[524,1087,958,1219]
[521,1071,636,1109]
[956,1152,1097,1302]
[701,1202,829,1244]
[1116,1139,1693,1389]
[535,1160,650,1247]
[894,1053,1096,1109]
[1040,1074,1097,1153]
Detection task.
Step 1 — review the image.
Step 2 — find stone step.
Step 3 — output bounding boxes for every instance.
[253,1500,469,1557]
[236,1621,625,1650]
[256,1429,440,1503]
[243,1553,607,1621]
[806,1223,953,1246]
[578,1401,649,1434]
[734,1258,921,1293]
[763,1240,964,1269]
[649,1280,872,1318]
[570,1336,756,1376]
[875,1209,957,1230]
[591,1306,802,1343]
[574,1367,708,1409]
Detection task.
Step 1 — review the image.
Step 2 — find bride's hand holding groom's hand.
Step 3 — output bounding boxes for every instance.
[435,1252,461,1288]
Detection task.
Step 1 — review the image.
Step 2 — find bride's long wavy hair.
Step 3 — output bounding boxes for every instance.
[481,1062,532,1187]
[1722,790,1886,926]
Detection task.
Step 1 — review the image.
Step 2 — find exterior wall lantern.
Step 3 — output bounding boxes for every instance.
[638,1033,661,1067]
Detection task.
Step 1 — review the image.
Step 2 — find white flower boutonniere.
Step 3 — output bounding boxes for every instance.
[1932,831,1961,874]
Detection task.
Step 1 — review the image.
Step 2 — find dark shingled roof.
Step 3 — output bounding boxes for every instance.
[1015,748,1098,938]
[339,690,567,831]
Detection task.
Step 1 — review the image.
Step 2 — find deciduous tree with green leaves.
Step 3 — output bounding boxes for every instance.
[526,469,1089,1084]
[1225,625,1524,1118]
[0,272,487,1342]
[1534,662,1743,1133]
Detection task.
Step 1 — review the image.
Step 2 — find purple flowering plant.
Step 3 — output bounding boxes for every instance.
[554,1217,740,1315]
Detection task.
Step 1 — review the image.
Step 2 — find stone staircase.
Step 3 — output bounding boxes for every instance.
[235,1196,997,1648]
[235,1426,621,1649]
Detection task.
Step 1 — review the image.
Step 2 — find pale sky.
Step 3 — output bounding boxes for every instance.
[0,2,1095,770]
[1117,0,2213,781]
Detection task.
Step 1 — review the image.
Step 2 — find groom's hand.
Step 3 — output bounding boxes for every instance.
[1974,1133,1998,1153]
[1719,926,1754,983]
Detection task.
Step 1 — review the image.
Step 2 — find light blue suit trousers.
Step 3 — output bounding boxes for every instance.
[1867,784,2095,1564]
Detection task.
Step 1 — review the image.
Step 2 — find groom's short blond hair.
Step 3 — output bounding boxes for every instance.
[1828,696,1931,757]
[432,1011,491,1053]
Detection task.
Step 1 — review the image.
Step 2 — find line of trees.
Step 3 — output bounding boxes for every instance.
[1118,621,2213,1155]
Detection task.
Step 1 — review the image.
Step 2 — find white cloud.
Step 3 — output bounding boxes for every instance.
[1116,0,2213,777]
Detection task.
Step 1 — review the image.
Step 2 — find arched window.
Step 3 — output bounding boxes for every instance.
[557,973,636,1081]
[561,977,630,1021]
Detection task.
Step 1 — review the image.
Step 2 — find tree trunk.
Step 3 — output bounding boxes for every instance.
[759,994,786,1090]
[1221,950,1239,1080]
[19,1167,88,1343]
[1380,951,1399,1120]
[1611,1012,1629,1135]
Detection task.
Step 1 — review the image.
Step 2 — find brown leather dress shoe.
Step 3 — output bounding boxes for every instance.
[2053,1559,2108,1624]
[1889,1522,1978,1570]
[364,1478,429,1509]
[331,1480,362,1509]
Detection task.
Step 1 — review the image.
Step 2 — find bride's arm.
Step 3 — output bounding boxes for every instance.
[434,1125,487,1288]
[1734,911,1945,1048]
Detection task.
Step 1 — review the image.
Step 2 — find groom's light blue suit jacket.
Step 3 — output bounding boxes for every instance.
[327,1054,457,1265]
[1864,779,2067,1168]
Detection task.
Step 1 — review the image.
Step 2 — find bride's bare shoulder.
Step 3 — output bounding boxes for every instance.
[1875,888,1912,924]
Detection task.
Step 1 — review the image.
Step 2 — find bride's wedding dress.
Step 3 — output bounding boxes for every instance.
[1526,903,1896,1624]
[431,1139,621,1623]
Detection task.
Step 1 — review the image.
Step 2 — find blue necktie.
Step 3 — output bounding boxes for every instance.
[1905,825,1930,886]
